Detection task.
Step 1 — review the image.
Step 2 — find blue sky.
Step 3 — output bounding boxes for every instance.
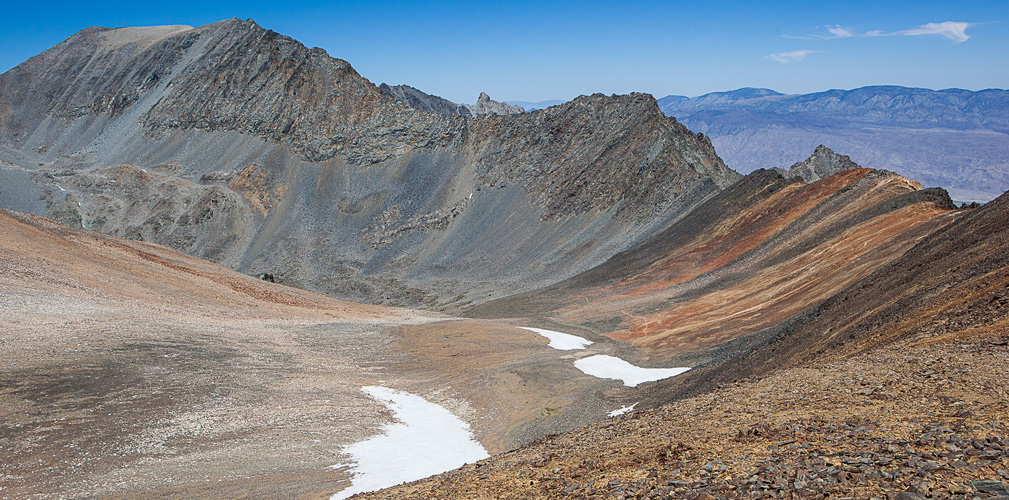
[1,1,1006,103]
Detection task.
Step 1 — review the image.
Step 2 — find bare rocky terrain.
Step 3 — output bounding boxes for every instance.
[378,85,523,118]
[2,18,1007,500]
[470,158,958,364]
[359,168,1009,500]
[362,341,1009,500]
[0,209,639,498]
[0,19,736,309]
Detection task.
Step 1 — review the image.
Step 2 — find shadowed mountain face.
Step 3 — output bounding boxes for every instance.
[470,164,958,364]
[379,83,476,117]
[0,19,737,308]
[658,86,1009,202]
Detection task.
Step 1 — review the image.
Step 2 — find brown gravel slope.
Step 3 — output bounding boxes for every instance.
[0,209,648,498]
[470,167,957,364]
[360,341,1008,500]
[358,193,1009,499]
[0,209,450,499]
[669,184,1009,397]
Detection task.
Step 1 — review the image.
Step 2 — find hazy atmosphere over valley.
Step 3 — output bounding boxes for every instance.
[1,1,1008,499]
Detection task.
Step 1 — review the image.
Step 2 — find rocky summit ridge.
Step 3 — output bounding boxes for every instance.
[379,84,524,118]
[0,18,737,307]
[774,144,862,184]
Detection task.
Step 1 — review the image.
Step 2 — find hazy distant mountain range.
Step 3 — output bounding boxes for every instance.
[502,86,1008,202]
[656,86,1009,202]
[506,99,567,111]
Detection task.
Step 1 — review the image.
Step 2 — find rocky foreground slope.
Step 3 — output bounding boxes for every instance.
[0,208,651,499]
[359,172,1009,500]
[0,18,736,307]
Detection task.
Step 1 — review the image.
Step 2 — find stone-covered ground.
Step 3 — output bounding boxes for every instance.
[360,339,1009,499]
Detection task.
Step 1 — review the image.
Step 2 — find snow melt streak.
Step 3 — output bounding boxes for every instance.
[331,386,490,500]
[608,402,639,417]
[574,355,690,387]
[520,327,593,350]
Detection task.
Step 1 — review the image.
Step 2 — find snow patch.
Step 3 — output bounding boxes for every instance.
[574,355,690,387]
[330,386,489,500]
[608,403,639,417]
[520,327,593,350]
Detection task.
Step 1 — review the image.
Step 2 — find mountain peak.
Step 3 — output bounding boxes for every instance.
[379,86,524,117]
[470,92,524,115]
[775,145,861,183]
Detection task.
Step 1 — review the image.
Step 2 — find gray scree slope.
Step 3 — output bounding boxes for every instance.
[0,18,739,307]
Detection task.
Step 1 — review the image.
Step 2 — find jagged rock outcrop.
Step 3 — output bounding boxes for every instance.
[378,83,474,117]
[774,144,861,183]
[0,19,737,307]
[467,92,737,219]
[378,85,525,118]
[463,92,525,116]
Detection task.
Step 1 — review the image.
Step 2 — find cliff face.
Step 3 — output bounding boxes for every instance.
[0,19,737,307]
[467,93,737,220]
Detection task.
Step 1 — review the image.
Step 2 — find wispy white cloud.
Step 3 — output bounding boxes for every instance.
[826,26,857,38]
[895,21,972,43]
[793,21,975,44]
[767,49,817,63]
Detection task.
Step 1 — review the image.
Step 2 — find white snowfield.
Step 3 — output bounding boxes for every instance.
[520,326,593,350]
[608,402,639,417]
[574,355,691,387]
[330,328,689,498]
[521,326,690,386]
[330,386,490,500]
